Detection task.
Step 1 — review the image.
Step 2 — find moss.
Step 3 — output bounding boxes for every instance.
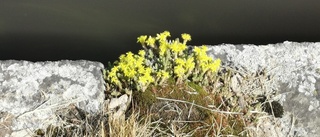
[222,114,248,136]
[257,95,284,118]
[263,101,284,118]
[187,81,207,95]
[133,86,157,109]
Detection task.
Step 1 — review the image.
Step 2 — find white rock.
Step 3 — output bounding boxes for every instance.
[206,42,320,136]
[0,60,105,136]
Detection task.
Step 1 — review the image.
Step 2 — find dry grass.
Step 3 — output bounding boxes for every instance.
[107,110,161,137]
[31,66,283,137]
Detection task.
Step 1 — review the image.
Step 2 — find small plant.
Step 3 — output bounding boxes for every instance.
[103,31,279,136]
[104,31,221,96]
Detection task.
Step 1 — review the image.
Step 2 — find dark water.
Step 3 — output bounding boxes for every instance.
[1,1,320,66]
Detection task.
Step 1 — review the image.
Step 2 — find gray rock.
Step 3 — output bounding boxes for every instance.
[207,41,320,136]
[106,94,131,120]
[0,60,105,137]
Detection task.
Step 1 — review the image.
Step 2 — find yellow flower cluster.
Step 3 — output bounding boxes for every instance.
[107,49,155,91]
[174,57,195,78]
[137,31,221,83]
[193,46,221,73]
[106,31,221,94]
[170,40,187,55]
[156,31,171,42]
[138,31,189,56]
[157,70,170,79]
[138,67,154,85]
[137,35,147,45]
[108,66,121,86]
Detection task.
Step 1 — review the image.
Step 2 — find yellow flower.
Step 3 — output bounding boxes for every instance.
[179,43,187,52]
[118,62,126,70]
[137,35,147,44]
[170,40,186,54]
[144,67,152,74]
[137,66,145,74]
[156,31,171,42]
[193,46,208,56]
[185,57,195,70]
[175,58,185,66]
[138,73,154,85]
[162,71,170,79]
[174,65,185,78]
[157,71,162,78]
[119,54,125,61]
[110,66,119,74]
[136,57,144,67]
[146,36,156,47]
[138,76,148,85]
[111,77,120,85]
[162,31,171,37]
[193,46,213,63]
[159,43,168,56]
[208,59,221,73]
[138,50,146,57]
[146,74,154,83]
[108,66,121,84]
[121,52,134,63]
[198,55,213,63]
[193,47,201,55]
[181,33,191,41]
[123,67,135,78]
[157,70,170,79]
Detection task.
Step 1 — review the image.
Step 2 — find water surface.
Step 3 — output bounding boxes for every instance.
[0,1,319,65]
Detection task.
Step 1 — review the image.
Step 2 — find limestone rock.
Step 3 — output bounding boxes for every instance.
[207,41,320,136]
[0,60,105,137]
[106,94,131,120]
